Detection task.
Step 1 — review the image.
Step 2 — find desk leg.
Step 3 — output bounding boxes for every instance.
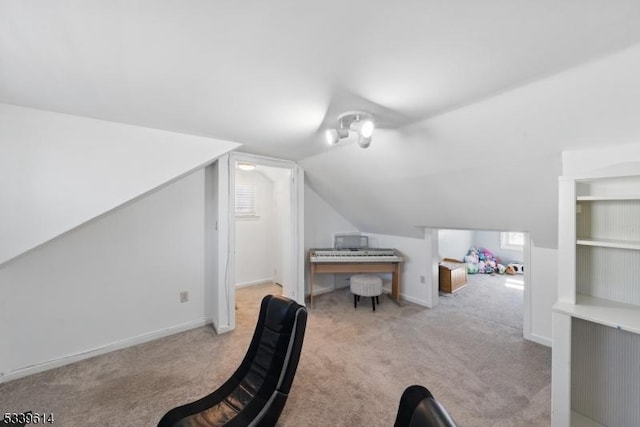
[391,263,401,302]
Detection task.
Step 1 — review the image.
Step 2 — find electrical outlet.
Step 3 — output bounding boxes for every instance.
[420,275,426,284]
[180,291,189,303]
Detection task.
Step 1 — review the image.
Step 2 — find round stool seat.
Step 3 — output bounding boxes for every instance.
[350,274,383,297]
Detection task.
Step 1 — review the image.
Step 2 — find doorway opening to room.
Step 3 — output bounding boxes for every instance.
[437,229,531,338]
[221,152,304,333]
[233,161,290,312]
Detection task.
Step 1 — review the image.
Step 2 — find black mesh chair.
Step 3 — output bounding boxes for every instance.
[157,295,308,427]
[394,385,457,427]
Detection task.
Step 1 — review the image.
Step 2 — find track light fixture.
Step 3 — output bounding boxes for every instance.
[325,111,375,148]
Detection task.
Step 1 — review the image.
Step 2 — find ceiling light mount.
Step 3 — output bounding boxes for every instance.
[325,111,375,148]
[236,162,256,171]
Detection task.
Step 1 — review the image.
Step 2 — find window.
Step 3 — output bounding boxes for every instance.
[500,232,524,250]
[235,184,258,218]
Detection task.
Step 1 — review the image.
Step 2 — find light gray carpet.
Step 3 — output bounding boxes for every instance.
[0,277,550,426]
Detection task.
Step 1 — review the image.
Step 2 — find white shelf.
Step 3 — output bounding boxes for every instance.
[576,237,640,250]
[553,294,640,335]
[577,195,640,201]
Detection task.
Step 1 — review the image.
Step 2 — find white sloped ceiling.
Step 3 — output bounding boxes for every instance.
[0,104,240,265]
[3,3,640,252]
[301,42,640,248]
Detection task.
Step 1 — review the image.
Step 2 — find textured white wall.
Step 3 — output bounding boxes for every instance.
[304,184,358,294]
[234,170,276,286]
[529,243,558,346]
[563,142,640,176]
[438,229,474,261]
[0,103,239,266]
[472,230,524,265]
[366,232,435,307]
[0,170,212,380]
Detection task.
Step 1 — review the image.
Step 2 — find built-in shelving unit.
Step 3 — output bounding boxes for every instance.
[552,173,640,427]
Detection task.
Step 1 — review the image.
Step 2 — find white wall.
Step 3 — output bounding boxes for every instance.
[0,103,239,266]
[366,231,437,307]
[472,230,524,264]
[438,229,473,261]
[0,169,213,381]
[304,183,358,294]
[563,141,640,176]
[234,170,276,286]
[438,229,524,264]
[528,242,558,346]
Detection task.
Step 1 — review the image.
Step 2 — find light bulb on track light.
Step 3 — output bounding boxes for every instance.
[359,119,374,138]
[325,129,338,145]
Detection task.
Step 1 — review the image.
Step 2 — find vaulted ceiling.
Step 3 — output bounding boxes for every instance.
[3,1,640,248]
[3,1,640,160]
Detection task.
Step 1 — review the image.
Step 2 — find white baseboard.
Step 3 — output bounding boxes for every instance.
[399,293,431,307]
[1,318,212,384]
[212,321,233,334]
[525,331,552,347]
[235,278,273,288]
[306,285,334,297]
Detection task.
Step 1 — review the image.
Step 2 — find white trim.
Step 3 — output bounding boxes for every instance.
[306,285,333,297]
[523,232,533,343]
[1,318,212,384]
[528,332,552,348]
[212,155,233,333]
[293,164,305,305]
[399,293,430,307]
[212,322,233,334]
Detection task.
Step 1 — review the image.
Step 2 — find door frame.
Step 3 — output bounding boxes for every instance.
[220,152,304,332]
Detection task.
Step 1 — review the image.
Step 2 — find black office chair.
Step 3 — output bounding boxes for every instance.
[157,295,308,427]
[394,385,457,427]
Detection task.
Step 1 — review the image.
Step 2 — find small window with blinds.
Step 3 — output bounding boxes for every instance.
[235,184,258,218]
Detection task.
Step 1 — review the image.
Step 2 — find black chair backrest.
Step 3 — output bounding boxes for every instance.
[234,294,307,399]
[157,294,307,427]
[394,385,457,427]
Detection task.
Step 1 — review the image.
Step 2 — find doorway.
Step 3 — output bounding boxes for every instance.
[219,152,304,332]
[436,228,532,340]
[234,163,290,308]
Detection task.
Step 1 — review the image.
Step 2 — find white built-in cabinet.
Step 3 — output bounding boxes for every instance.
[552,173,640,427]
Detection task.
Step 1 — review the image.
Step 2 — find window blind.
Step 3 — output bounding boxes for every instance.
[235,184,257,216]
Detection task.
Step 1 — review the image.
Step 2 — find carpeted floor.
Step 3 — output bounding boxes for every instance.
[0,276,550,426]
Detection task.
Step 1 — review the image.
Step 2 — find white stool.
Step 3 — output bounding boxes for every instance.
[350,274,383,311]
